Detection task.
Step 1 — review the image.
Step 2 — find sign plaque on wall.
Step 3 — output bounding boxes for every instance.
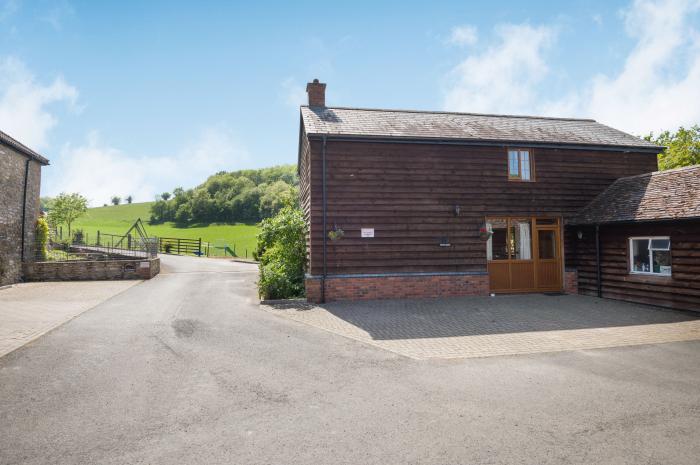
[361,228,374,238]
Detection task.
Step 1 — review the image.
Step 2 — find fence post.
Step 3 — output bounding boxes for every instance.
[97,230,101,246]
[198,238,202,256]
[59,226,62,239]
[177,238,181,255]
[128,234,132,250]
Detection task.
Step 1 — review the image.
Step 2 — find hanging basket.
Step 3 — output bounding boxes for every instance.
[478,226,492,241]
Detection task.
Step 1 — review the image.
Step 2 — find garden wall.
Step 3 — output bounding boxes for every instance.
[23,257,160,282]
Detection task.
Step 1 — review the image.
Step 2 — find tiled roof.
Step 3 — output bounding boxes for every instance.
[300,106,662,151]
[0,129,49,165]
[573,165,700,224]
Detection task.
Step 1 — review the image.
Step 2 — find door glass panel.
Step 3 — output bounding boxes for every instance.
[538,230,556,259]
[509,219,532,260]
[487,218,508,260]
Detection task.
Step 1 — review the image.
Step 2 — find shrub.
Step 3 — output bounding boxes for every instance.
[35,217,49,261]
[257,202,306,299]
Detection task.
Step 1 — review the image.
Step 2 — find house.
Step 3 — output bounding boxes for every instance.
[0,130,48,286]
[570,165,700,311]
[297,79,667,304]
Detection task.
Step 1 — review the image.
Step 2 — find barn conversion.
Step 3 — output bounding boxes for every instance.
[297,79,697,311]
[0,130,47,286]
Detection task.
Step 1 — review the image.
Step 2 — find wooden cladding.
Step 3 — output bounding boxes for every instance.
[301,135,658,277]
[568,220,700,311]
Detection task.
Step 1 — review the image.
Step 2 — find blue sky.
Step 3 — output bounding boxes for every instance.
[1,0,699,205]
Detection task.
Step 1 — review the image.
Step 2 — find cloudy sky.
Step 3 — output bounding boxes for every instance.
[1,0,699,205]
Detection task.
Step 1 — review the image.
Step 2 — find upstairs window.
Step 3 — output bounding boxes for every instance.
[508,149,533,181]
[629,237,671,276]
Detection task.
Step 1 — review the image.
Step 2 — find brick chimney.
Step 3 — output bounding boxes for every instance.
[306,79,326,107]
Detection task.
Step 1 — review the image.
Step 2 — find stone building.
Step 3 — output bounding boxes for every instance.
[0,130,48,286]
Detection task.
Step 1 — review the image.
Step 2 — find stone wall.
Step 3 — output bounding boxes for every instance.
[0,144,42,286]
[305,273,489,303]
[23,257,160,282]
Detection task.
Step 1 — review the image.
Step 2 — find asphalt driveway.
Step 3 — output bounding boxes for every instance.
[1,254,699,465]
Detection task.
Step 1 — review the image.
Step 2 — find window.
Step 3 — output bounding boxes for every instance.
[507,150,533,181]
[629,237,672,276]
[486,218,532,261]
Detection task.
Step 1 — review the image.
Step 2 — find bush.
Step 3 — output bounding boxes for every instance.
[35,217,49,261]
[257,203,306,299]
[72,229,85,244]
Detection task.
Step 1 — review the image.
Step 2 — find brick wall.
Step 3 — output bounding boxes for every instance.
[305,273,489,303]
[564,270,578,294]
[0,144,42,286]
[23,257,160,282]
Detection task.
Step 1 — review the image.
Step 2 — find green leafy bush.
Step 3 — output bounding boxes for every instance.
[256,201,306,300]
[35,217,49,261]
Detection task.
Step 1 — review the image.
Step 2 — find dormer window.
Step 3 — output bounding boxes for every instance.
[508,149,533,181]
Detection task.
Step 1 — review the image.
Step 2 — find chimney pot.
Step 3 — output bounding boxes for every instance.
[306,79,326,107]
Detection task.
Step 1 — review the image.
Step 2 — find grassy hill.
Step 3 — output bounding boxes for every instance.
[70,202,259,258]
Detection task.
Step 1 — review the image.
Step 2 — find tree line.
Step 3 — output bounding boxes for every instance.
[149,164,298,225]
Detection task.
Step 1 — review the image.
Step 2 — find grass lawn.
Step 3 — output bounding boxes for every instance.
[69,202,259,258]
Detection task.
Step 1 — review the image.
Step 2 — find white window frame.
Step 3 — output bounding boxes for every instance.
[629,236,672,276]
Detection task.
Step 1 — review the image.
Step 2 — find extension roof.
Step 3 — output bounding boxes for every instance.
[573,165,700,224]
[0,129,49,165]
[300,106,663,152]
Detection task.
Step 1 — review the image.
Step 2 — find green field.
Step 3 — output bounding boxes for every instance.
[69,202,259,258]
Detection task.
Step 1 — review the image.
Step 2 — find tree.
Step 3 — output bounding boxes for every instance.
[111,196,121,206]
[126,195,133,204]
[646,125,700,170]
[48,193,88,236]
[161,192,171,201]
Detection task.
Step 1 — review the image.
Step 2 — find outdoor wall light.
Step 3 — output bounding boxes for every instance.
[453,205,461,217]
[577,230,584,240]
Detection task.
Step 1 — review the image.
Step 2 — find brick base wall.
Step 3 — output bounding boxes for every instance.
[305,273,489,303]
[23,257,160,282]
[564,270,578,294]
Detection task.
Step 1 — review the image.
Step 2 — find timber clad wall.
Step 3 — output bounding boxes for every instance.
[304,134,658,278]
[0,144,42,286]
[570,221,700,311]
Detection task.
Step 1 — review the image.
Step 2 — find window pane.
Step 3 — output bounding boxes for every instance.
[538,230,556,259]
[508,151,520,177]
[652,250,672,275]
[650,238,670,250]
[519,151,531,180]
[488,219,508,260]
[510,219,532,259]
[631,239,650,272]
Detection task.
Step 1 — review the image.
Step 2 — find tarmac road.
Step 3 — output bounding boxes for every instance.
[1,254,699,464]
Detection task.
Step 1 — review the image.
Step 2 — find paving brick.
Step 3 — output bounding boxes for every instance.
[265,294,700,359]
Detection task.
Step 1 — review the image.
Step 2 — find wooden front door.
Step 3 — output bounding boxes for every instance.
[486,217,562,293]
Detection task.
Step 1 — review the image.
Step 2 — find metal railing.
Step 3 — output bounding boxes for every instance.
[35,230,157,262]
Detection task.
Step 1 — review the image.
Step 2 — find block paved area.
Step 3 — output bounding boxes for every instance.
[0,280,140,357]
[265,294,700,359]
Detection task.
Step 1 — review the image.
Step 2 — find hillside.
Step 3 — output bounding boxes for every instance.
[71,202,259,258]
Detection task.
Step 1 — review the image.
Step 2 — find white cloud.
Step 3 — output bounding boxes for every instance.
[443,24,556,114]
[45,127,250,206]
[443,0,700,135]
[448,25,478,47]
[581,0,700,134]
[0,56,78,150]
